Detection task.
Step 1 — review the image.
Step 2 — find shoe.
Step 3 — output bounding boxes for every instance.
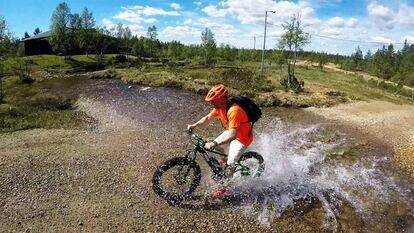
[212,188,226,198]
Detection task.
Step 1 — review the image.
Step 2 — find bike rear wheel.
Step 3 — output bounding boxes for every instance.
[152,157,201,205]
[237,151,265,177]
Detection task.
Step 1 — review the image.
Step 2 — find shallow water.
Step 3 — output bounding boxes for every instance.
[45,76,414,232]
[236,121,414,231]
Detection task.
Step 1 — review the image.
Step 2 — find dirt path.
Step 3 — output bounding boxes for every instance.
[298,60,413,94]
[305,100,414,177]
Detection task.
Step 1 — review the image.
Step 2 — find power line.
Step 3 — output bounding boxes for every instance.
[259,22,407,45]
[253,33,406,45]
[311,34,405,45]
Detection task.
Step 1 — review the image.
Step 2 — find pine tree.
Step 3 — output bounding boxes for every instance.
[351,46,363,71]
[33,27,41,35]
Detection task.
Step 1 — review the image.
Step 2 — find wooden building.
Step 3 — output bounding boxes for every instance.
[22,31,54,55]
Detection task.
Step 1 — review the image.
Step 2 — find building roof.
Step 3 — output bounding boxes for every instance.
[22,31,50,41]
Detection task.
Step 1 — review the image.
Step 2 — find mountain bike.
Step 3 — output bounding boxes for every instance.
[152,131,265,204]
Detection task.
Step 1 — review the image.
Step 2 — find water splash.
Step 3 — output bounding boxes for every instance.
[227,119,413,230]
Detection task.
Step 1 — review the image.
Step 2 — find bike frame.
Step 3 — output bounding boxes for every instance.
[185,134,227,177]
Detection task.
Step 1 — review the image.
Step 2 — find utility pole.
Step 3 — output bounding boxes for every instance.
[254,36,256,50]
[260,10,276,77]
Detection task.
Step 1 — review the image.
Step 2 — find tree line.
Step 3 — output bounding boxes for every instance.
[1,1,413,89]
[341,43,414,87]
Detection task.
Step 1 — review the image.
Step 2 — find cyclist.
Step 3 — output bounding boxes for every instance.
[187,84,253,197]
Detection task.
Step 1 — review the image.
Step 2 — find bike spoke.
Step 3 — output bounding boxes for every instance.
[160,165,196,194]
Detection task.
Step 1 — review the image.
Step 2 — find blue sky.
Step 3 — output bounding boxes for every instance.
[1,0,414,55]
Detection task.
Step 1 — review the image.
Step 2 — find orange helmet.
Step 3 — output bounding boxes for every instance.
[205,84,228,102]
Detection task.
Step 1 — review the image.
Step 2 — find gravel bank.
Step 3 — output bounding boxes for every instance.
[305,100,414,177]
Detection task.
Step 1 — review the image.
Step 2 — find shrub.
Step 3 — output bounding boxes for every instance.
[115,54,127,63]
[280,75,304,93]
[0,104,20,117]
[19,73,34,84]
[208,67,274,95]
[11,60,34,84]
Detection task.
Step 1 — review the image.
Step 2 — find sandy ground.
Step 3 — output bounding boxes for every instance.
[305,100,414,177]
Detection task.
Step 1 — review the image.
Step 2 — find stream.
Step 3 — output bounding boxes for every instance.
[45,76,414,232]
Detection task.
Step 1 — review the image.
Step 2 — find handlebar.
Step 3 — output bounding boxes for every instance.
[187,129,206,147]
[186,129,227,156]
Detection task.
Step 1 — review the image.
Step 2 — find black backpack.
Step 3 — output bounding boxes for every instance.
[226,96,262,136]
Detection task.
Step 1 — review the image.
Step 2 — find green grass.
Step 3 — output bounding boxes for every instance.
[110,62,413,107]
[0,109,90,133]
[0,54,139,75]
[0,76,92,133]
[294,66,411,102]
[2,55,412,109]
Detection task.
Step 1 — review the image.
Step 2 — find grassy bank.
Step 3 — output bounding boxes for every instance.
[2,54,412,111]
[0,54,137,76]
[0,76,92,133]
[90,63,412,107]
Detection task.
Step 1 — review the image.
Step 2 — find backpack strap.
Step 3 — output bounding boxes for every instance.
[248,122,254,137]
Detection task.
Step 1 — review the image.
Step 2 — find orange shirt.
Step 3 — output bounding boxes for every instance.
[210,103,253,145]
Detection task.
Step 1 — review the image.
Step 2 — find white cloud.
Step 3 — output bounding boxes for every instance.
[102,18,112,26]
[170,3,181,10]
[112,5,180,24]
[326,16,358,28]
[161,25,200,37]
[128,24,144,31]
[320,28,341,36]
[128,24,146,36]
[144,18,157,23]
[123,5,180,16]
[192,18,242,36]
[113,11,144,23]
[371,36,394,44]
[345,18,358,27]
[206,0,319,26]
[183,19,193,25]
[397,4,414,27]
[101,18,116,30]
[101,1,414,54]
[327,16,345,27]
[367,2,414,30]
[202,5,227,17]
[367,2,397,30]
[367,2,393,21]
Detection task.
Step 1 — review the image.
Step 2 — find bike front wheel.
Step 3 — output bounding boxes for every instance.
[152,157,201,205]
